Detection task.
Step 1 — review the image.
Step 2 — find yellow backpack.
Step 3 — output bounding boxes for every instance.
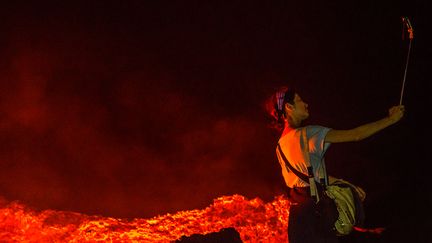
[325,178,366,236]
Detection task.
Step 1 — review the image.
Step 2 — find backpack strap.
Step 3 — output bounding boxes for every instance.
[301,128,320,201]
[277,144,309,182]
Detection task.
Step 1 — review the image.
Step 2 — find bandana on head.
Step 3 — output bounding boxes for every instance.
[276,91,285,112]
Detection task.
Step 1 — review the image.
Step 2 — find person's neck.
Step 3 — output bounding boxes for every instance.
[288,117,302,129]
[282,121,301,136]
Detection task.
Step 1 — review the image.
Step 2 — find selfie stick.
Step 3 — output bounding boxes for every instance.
[399,17,414,105]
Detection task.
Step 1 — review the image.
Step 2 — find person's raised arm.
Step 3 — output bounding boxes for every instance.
[325,105,405,143]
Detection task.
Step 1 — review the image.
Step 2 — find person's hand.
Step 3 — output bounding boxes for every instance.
[388,105,405,124]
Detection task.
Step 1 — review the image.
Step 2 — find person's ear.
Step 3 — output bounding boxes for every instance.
[284,103,294,112]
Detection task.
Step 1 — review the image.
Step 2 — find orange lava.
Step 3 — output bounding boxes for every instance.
[0,194,289,242]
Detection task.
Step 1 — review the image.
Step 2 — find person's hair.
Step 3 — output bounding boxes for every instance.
[264,86,296,131]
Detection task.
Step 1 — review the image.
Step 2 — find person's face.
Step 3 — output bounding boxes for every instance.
[290,94,309,120]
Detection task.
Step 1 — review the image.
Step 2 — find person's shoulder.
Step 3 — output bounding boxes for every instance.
[305,125,332,136]
[278,128,300,143]
[305,125,331,131]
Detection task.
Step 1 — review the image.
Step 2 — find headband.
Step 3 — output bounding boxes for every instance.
[276,91,286,112]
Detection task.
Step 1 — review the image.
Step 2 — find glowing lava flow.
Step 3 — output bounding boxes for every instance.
[0,194,289,242]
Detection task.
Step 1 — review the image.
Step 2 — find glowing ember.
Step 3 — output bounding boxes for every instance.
[0,195,289,242]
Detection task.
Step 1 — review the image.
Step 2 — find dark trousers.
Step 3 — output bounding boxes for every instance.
[287,187,339,243]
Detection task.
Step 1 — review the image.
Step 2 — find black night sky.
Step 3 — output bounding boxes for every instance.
[0,0,430,241]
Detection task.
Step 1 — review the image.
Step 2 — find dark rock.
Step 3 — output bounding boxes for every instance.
[175,227,243,243]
